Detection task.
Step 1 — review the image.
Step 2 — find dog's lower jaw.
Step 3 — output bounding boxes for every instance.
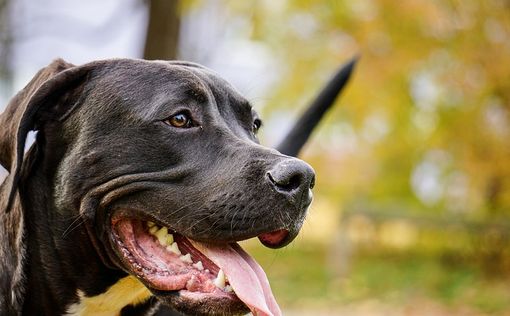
[108,218,276,316]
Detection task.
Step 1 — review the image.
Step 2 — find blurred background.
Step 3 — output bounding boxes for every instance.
[1,0,509,315]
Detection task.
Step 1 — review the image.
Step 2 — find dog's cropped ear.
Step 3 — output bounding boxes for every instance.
[0,58,95,213]
[276,56,358,157]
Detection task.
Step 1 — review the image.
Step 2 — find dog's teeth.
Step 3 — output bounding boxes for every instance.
[224,285,233,293]
[155,227,168,246]
[147,221,155,228]
[179,253,192,264]
[166,242,181,255]
[214,269,226,288]
[205,269,210,273]
[149,226,158,234]
[193,261,204,271]
[159,226,168,236]
[166,234,174,246]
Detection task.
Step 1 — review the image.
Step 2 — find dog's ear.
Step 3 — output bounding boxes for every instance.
[0,58,94,213]
[276,56,358,157]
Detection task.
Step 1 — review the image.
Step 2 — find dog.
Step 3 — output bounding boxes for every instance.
[0,56,357,316]
[0,58,319,316]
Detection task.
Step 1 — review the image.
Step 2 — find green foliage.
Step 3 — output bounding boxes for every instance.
[190,0,510,312]
[216,0,510,217]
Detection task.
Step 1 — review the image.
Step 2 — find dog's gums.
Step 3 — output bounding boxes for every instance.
[111,218,282,316]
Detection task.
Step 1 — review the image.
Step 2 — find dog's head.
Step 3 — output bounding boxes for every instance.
[0,59,315,315]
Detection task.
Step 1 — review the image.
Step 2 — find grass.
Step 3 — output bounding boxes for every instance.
[243,240,510,314]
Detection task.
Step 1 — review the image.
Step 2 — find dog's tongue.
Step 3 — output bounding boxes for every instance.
[190,240,282,316]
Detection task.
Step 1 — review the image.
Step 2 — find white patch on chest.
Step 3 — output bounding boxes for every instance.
[66,276,152,316]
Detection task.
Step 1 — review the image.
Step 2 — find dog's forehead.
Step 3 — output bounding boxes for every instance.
[90,59,253,118]
[169,62,252,114]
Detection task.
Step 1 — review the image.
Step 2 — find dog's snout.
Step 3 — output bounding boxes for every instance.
[267,158,315,201]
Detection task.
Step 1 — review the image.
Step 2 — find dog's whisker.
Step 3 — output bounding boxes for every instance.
[182,208,222,235]
[170,203,209,229]
[240,207,250,229]
[250,218,257,231]
[198,216,225,236]
[161,200,205,224]
[61,215,87,239]
[283,212,291,228]
[229,209,242,235]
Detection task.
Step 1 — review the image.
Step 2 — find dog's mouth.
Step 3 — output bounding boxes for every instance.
[110,218,284,316]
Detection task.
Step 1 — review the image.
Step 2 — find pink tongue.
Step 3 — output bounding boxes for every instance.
[190,240,282,316]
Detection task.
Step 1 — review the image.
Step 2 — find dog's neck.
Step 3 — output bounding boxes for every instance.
[16,160,150,315]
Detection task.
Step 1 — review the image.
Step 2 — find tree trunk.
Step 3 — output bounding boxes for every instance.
[143,0,180,60]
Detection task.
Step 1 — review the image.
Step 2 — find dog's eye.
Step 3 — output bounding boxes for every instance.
[166,112,193,128]
[253,118,262,133]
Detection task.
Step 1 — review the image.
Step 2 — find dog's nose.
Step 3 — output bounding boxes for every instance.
[267,158,315,204]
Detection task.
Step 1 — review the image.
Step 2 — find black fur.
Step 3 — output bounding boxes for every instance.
[0,59,317,316]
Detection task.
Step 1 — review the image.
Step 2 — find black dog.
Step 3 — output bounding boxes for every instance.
[0,57,356,316]
[0,58,318,316]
